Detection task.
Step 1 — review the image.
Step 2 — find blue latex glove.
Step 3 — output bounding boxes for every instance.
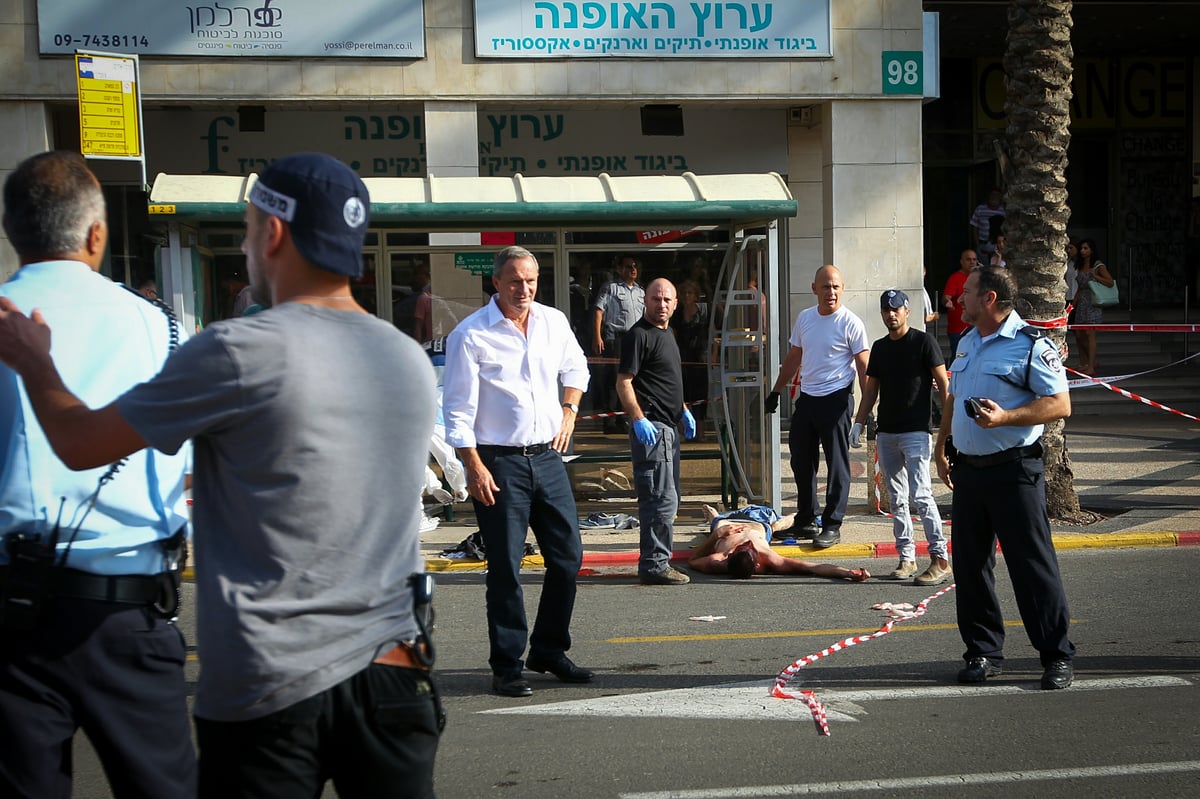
[681,408,697,440]
[632,418,659,447]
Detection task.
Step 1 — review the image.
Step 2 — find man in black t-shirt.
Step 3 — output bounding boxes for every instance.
[617,278,697,586]
[852,290,951,585]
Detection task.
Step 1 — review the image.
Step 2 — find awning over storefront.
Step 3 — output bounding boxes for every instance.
[147,171,796,228]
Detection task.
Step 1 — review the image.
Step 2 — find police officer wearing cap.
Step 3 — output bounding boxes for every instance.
[933,265,1076,691]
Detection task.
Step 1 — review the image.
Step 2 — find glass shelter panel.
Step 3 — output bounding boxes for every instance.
[713,235,771,503]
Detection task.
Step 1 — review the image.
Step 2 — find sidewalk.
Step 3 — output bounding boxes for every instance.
[421,415,1200,572]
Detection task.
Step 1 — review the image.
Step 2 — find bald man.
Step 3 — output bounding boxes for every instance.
[617,278,697,585]
[765,266,870,549]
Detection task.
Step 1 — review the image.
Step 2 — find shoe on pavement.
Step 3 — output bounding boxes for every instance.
[1041,659,1073,690]
[914,558,952,586]
[492,673,533,697]
[957,656,1003,684]
[813,527,841,548]
[525,653,594,683]
[640,566,691,585]
[796,521,820,540]
[888,560,918,580]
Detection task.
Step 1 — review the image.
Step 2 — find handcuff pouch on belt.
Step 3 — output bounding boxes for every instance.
[0,532,58,631]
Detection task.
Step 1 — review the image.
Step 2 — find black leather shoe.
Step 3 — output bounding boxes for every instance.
[525,653,594,683]
[813,527,841,548]
[1041,659,1073,690]
[957,656,1003,684]
[492,673,533,697]
[796,521,820,540]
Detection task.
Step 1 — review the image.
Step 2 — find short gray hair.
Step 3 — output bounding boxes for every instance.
[492,245,538,277]
[3,151,105,257]
[974,265,1017,310]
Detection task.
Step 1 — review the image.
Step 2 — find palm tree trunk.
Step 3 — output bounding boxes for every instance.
[1001,0,1080,517]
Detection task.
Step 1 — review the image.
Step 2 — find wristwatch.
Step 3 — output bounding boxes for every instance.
[562,402,579,414]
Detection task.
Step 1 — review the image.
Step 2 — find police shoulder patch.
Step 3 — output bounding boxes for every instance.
[1039,344,1063,373]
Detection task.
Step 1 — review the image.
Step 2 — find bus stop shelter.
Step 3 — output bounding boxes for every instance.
[146,171,797,510]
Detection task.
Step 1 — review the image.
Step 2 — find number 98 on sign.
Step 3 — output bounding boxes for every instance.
[882,51,923,95]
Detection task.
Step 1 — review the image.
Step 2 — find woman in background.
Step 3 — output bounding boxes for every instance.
[1071,238,1114,376]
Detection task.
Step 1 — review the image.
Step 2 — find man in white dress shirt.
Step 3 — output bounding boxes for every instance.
[443,246,594,698]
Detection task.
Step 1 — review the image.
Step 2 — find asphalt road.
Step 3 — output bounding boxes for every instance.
[69,547,1200,798]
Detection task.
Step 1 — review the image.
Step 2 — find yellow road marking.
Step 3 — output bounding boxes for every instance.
[607,619,1063,644]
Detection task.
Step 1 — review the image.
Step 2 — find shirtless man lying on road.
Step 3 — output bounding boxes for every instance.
[687,505,871,581]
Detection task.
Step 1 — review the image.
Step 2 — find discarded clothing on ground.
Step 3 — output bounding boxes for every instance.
[439,531,537,561]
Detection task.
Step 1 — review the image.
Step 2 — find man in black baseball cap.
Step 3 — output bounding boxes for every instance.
[881,288,909,310]
[246,151,371,291]
[852,287,951,586]
[0,151,442,796]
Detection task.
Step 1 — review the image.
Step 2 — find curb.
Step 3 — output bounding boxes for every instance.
[421,530,1200,573]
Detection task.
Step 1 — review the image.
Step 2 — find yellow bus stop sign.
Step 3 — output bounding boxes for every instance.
[76,52,142,159]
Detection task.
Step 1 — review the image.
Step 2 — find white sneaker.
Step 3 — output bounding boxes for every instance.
[888,560,918,580]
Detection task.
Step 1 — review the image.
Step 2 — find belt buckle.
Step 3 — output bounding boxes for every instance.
[523,443,544,456]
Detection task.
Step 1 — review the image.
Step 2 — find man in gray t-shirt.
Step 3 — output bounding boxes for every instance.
[0,153,440,798]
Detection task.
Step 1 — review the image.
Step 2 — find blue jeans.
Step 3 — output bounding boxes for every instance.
[473,448,582,676]
[876,431,946,561]
[629,422,681,576]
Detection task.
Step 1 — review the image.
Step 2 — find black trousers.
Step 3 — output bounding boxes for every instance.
[951,455,1075,665]
[0,597,196,799]
[787,384,855,528]
[195,662,440,799]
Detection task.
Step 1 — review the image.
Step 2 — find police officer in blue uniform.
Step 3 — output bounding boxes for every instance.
[0,152,194,797]
[933,265,1075,691]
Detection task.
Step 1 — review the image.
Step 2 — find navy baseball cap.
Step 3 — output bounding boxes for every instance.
[880,289,910,309]
[248,153,370,277]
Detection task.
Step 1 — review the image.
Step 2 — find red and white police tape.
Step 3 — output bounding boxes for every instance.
[772,585,956,736]
[1067,366,1200,422]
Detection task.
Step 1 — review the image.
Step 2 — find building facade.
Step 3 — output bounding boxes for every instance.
[1,0,928,339]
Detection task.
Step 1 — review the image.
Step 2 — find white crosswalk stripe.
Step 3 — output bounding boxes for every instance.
[481,675,1191,723]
